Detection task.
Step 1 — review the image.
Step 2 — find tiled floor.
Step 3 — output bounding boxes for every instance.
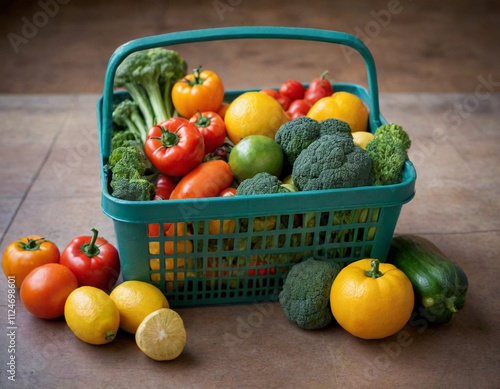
[1,1,499,388]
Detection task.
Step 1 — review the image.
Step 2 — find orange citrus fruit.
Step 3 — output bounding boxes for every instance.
[307,91,369,132]
[224,91,290,144]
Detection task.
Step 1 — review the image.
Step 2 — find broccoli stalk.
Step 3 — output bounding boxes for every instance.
[147,48,188,119]
[115,52,155,128]
[114,48,187,127]
[131,57,168,124]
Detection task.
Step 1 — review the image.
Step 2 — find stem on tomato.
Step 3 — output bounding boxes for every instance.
[184,67,204,87]
[80,228,101,258]
[194,111,211,128]
[151,125,179,148]
[365,259,384,279]
[17,237,47,251]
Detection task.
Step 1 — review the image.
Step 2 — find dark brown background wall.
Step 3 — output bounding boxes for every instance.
[1,0,499,94]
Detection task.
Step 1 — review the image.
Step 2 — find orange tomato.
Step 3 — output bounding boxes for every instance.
[330,258,414,339]
[307,91,369,132]
[172,68,224,119]
[20,263,79,319]
[208,187,237,234]
[2,236,60,288]
[169,160,233,200]
[218,102,230,120]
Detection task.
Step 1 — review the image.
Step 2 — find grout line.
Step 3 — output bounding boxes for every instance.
[0,117,66,248]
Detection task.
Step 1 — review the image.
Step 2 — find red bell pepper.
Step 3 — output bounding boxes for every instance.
[60,228,120,292]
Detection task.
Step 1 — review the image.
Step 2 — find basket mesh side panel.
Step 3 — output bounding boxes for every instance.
[137,206,383,306]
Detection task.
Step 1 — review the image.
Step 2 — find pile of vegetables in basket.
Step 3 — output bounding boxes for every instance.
[108,47,412,204]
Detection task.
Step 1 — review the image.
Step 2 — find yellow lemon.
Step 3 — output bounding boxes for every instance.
[224,91,290,144]
[352,131,374,150]
[135,308,187,361]
[110,280,169,334]
[307,91,369,133]
[64,286,120,345]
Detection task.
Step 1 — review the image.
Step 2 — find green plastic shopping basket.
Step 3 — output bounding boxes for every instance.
[97,26,416,307]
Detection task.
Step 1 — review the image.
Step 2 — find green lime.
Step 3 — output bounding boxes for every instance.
[228,135,284,183]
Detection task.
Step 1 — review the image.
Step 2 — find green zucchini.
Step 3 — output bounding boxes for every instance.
[387,234,468,324]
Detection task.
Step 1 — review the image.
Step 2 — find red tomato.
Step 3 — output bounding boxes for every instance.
[60,228,120,292]
[247,256,277,277]
[259,88,280,99]
[287,99,313,120]
[279,80,306,101]
[189,111,227,154]
[154,174,177,200]
[144,117,205,177]
[148,174,178,236]
[20,263,79,319]
[219,187,237,197]
[304,71,333,104]
[169,160,233,200]
[2,236,60,288]
[259,89,291,110]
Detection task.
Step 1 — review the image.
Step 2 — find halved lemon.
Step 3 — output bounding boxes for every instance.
[135,308,186,361]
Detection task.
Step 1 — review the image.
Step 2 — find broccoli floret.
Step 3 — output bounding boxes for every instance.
[115,48,187,127]
[112,99,147,144]
[318,118,352,138]
[275,116,321,168]
[111,129,139,151]
[108,146,149,174]
[236,172,298,196]
[292,134,375,191]
[110,175,155,201]
[279,258,343,330]
[366,123,411,186]
[108,146,156,201]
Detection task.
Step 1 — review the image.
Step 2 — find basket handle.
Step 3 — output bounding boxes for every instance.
[101,26,381,159]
